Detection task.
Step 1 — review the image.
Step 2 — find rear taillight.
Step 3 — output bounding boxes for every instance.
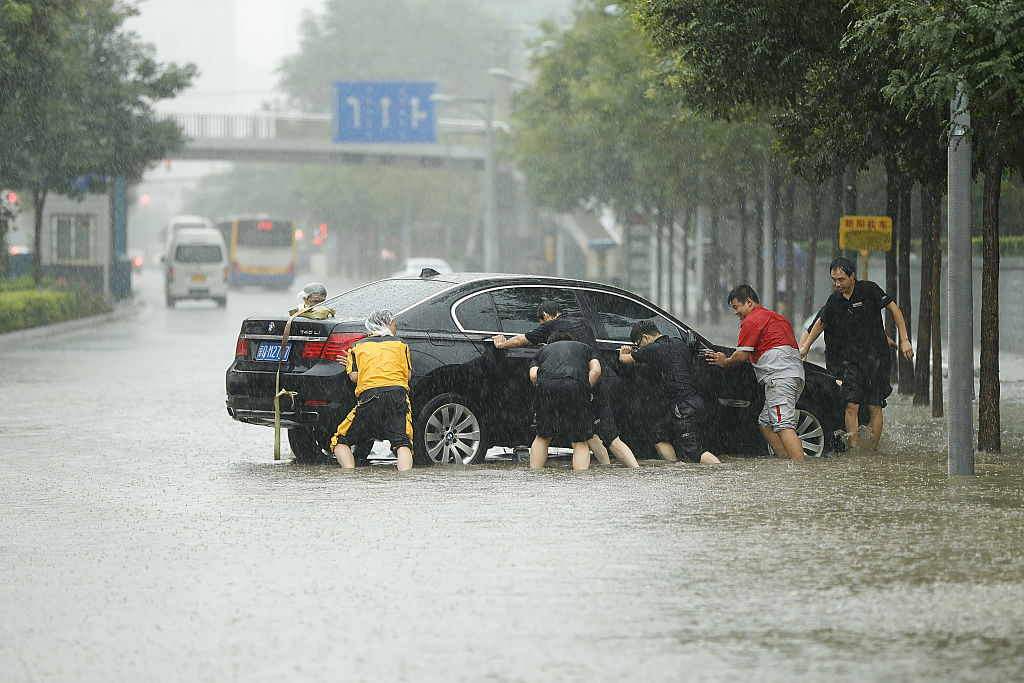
[235,336,247,357]
[223,266,229,282]
[167,266,174,281]
[302,332,366,361]
[323,333,366,361]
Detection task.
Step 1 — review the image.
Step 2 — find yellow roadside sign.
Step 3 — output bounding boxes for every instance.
[839,215,893,252]
[839,216,892,278]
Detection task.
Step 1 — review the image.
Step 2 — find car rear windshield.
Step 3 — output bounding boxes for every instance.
[236,219,293,247]
[327,279,456,320]
[175,244,223,263]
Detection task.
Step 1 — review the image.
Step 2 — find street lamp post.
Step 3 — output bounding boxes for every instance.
[429,92,497,272]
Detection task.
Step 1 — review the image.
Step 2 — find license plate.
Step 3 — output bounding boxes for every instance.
[191,273,206,282]
[255,342,291,361]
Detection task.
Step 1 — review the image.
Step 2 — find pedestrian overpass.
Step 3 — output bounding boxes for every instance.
[168,112,489,170]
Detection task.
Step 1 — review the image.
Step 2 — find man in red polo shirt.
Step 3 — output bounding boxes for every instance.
[705,285,806,461]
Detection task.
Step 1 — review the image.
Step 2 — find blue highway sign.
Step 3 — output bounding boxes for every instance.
[334,81,437,143]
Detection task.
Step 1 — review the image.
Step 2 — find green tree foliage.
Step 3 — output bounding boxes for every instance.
[0,0,196,284]
[850,0,1024,453]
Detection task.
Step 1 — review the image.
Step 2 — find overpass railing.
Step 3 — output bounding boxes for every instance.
[166,112,508,141]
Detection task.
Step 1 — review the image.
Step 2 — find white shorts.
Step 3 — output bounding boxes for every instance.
[759,377,805,432]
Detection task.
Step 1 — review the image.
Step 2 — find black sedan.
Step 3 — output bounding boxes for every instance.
[225,272,845,465]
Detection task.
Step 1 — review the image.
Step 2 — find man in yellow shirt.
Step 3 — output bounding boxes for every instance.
[331,309,414,471]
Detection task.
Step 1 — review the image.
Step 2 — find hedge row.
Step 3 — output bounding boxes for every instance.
[0,284,111,334]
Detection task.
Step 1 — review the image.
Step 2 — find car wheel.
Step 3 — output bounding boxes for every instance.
[288,426,332,465]
[414,393,487,466]
[215,297,227,308]
[165,293,175,307]
[795,409,827,458]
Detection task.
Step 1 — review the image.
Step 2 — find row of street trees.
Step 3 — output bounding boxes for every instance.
[510,0,1024,452]
[0,0,194,285]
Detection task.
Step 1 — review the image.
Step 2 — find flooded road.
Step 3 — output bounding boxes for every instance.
[2,270,1023,681]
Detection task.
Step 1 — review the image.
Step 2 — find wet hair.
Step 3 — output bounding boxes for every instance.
[547,330,573,343]
[537,299,563,320]
[630,320,660,344]
[727,284,759,306]
[364,308,396,336]
[830,257,856,276]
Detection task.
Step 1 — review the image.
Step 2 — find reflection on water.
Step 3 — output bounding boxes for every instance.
[1,278,1022,680]
[3,395,1023,680]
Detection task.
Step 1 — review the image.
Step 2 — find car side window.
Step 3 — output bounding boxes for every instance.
[453,292,500,332]
[584,290,680,341]
[491,287,583,335]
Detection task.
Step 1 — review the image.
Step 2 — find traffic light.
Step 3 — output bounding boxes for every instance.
[319,223,328,238]
[5,191,17,204]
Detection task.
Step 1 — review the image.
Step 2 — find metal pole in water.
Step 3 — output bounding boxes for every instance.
[946,80,975,476]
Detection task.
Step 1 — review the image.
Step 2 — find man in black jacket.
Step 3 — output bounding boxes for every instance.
[619,320,720,464]
[493,300,639,468]
[528,331,603,470]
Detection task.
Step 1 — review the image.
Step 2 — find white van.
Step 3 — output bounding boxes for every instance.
[165,228,229,307]
[164,215,214,251]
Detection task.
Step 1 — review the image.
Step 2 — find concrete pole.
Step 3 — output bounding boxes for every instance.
[946,80,975,476]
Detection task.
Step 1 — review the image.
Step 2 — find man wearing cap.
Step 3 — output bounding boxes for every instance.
[331,309,414,471]
[289,282,335,319]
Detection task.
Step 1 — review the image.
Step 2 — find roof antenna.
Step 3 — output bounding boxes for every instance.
[419,268,440,278]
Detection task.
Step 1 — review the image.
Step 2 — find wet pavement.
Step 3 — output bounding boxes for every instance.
[1,270,1022,681]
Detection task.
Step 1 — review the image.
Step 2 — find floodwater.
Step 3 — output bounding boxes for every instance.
[1,272,1022,681]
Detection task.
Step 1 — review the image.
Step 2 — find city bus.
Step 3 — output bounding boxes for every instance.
[215,215,296,287]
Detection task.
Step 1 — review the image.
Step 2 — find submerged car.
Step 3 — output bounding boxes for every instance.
[225,273,845,465]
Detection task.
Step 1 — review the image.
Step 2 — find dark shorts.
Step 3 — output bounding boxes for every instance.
[838,356,892,407]
[591,372,620,446]
[331,387,413,453]
[651,400,706,463]
[535,377,593,443]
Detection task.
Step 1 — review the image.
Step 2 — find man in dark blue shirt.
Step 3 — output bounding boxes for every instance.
[493,299,639,468]
[528,331,602,470]
[619,320,720,464]
[799,257,914,450]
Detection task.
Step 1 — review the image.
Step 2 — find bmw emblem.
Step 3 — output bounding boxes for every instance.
[268,322,276,333]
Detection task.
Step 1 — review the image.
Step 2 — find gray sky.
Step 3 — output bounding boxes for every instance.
[127,0,326,114]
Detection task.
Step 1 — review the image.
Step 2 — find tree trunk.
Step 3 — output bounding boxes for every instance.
[663,208,671,315]
[754,186,764,293]
[655,216,664,305]
[708,211,722,324]
[978,143,1001,452]
[783,175,796,321]
[913,188,934,405]
[897,181,914,394]
[32,185,48,287]
[831,172,843,258]
[769,166,780,309]
[884,156,900,386]
[931,194,943,419]
[803,181,822,320]
[681,210,690,318]
[737,188,749,285]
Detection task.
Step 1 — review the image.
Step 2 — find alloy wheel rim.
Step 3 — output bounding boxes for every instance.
[424,402,482,464]
[795,409,825,458]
